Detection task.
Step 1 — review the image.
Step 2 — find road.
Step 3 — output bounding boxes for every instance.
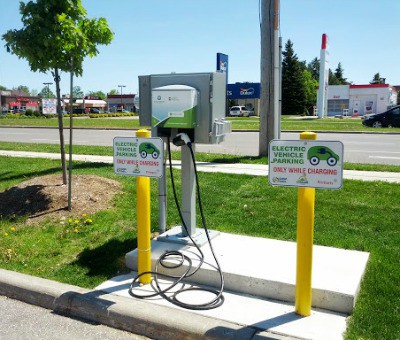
[0,127,399,165]
[0,295,147,340]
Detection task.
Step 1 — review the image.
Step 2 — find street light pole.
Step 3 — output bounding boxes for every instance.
[43,82,53,98]
[118,84,126,109]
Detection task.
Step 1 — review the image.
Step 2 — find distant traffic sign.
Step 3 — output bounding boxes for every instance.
[268,140,344,189]
[113,137,164,178]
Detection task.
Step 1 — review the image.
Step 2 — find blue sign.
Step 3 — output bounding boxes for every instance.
[227,83,260,99]
[216,53,228,83]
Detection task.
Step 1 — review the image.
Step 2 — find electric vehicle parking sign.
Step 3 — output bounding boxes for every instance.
[113,137,164,178]
[268,140,344,189]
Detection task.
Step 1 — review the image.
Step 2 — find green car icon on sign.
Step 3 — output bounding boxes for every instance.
[139,142,160,159]
[307,146,339,166]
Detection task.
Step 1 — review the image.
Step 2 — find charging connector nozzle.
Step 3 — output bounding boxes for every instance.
[173,133,192,147]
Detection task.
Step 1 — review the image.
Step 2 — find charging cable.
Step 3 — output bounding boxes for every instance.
[129,134,225,310]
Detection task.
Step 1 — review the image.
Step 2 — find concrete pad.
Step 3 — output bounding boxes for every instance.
[126,230,369,314]
[96,272,348,340]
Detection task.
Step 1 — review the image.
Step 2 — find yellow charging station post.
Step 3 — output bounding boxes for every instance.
[295,131,317,316]
[136,129,152,284]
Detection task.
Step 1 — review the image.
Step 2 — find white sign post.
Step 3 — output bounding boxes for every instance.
[268,140,343,189]
[113,137,164,178]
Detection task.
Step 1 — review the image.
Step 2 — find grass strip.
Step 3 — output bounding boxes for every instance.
[2,115,400,132]
[1,141,399,172]
[0,156,399,339]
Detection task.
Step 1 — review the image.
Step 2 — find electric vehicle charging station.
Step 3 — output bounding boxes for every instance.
[123,79,369,316]
[138,72,231,245]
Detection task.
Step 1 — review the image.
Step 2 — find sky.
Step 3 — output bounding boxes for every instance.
[0,0,399,96]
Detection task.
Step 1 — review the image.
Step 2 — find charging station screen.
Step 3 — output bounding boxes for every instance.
[151,85,198,129]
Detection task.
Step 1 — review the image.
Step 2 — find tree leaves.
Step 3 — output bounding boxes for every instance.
[2,0,114,185]
[282,40,307,115]
[2,0,114,77]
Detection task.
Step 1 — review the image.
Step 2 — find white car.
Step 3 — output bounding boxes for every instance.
[229,106,251,117]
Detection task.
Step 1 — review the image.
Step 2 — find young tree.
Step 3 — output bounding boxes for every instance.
[85,90,106,100]
[72,86,84,99]
[307,57,320,82]
[3,0,113,184]
[15,85,31,95]
[108,89,119,95]
[282,39,307,115]
[370,73,385,84]
[334,62,347,84]
[303,69,319,114]
[38,86,56,98]
[328,69,341,85]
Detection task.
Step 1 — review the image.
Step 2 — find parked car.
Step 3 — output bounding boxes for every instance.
[89,108,100,113]
[229,106,252,117]
[72,108,86,114]
[362,106,400,128]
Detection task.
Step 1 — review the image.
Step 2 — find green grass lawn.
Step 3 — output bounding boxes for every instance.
[0,115,142,129]
[2,114,400,133]
[0,156,399,339]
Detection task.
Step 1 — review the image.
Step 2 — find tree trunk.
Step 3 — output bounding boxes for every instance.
[54,67,67,184]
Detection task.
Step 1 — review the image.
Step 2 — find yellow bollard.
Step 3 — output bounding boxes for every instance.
[295,131,317,316]
[136,129,152,284]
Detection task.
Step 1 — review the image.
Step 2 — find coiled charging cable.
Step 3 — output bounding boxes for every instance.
[128,136,224,310]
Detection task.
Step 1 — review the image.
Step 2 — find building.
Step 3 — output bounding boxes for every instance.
[327,84,398,116]
[62,96,107,112]
[107,94,136,112]
[227,82,398,117]
[1,90,41,113]
[227,82,261,116]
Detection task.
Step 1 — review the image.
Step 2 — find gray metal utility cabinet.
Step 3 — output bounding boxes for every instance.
[139,72,231,144]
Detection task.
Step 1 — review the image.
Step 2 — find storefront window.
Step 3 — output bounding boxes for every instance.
[327,99,349,115]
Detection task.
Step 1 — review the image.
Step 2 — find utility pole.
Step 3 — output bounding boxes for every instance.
[259,0,280,156]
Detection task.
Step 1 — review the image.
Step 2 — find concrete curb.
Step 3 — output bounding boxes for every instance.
[0,268,292,339]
